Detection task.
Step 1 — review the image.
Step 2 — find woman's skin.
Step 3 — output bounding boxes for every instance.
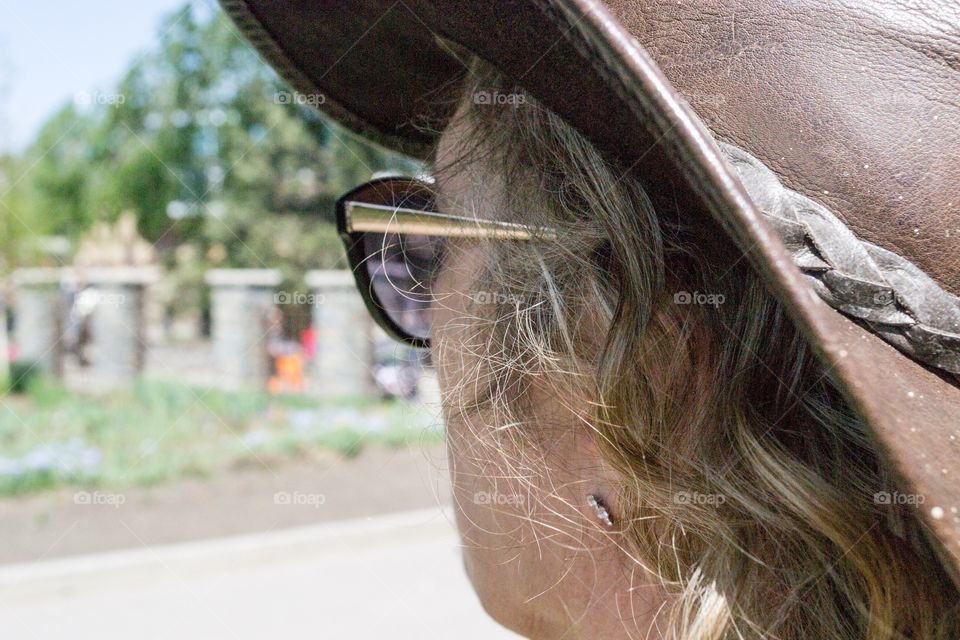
[430,105,667,639]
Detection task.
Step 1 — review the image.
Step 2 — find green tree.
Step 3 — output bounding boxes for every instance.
[0,0,419,276]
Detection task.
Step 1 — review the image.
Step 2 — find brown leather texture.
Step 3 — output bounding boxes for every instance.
[607,0,960,296]
[220,0,960,583]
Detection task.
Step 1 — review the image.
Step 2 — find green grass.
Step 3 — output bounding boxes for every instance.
[0,378,443,497]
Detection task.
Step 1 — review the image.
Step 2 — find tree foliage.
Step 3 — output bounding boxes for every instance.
[0,2,418,275]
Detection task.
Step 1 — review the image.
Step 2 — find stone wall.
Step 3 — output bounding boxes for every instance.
[305,270,375,397]
[12,268,64,377]
[205,269,282,390]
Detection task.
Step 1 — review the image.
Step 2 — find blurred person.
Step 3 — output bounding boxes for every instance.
[225,2,960,638]
[300,324,317,363]
[264,305,306,393]
[63,281,94,367]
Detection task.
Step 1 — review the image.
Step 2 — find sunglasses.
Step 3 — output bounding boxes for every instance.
[336,177,554,349]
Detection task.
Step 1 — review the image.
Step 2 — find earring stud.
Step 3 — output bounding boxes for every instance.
[587,494,614,527]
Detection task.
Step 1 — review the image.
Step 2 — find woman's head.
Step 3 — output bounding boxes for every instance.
[428,59,960,639]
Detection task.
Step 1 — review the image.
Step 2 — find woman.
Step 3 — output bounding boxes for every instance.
[225,1,960,637]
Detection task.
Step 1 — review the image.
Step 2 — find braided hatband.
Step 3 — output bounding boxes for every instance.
[721,142,960,376]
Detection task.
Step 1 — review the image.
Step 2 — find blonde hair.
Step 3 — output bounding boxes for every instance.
[437,59,960,639]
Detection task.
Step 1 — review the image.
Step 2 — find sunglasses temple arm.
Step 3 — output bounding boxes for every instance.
[344,202,556,240]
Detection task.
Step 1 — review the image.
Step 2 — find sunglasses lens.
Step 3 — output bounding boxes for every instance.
[363,231,440,342]
[346,179,442,343]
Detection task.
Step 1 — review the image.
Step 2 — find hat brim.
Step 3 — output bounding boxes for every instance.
[220,0,960,583]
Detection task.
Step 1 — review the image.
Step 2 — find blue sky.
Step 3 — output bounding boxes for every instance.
[0,0,202,153]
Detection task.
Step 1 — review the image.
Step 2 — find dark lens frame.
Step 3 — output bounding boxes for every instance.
[336,177,432,350]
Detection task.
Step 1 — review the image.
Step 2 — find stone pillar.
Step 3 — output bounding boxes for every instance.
[205,269,281,389]
[81,267,160,384]
[12,268,64,377]
[0,293,9,382]
[305,270,374,397]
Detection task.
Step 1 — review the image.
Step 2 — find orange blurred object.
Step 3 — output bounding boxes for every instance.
[268,353,304,394]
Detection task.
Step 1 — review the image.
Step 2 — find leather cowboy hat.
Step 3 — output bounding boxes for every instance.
[219,0,960,583]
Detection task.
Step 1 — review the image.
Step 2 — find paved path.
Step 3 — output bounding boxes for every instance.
[0,508,519,639]
[0,444,450,564]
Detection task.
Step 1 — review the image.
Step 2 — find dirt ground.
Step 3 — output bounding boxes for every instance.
[0,442,450,564]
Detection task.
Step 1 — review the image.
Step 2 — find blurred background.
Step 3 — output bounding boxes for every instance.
[0,2,513,637]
